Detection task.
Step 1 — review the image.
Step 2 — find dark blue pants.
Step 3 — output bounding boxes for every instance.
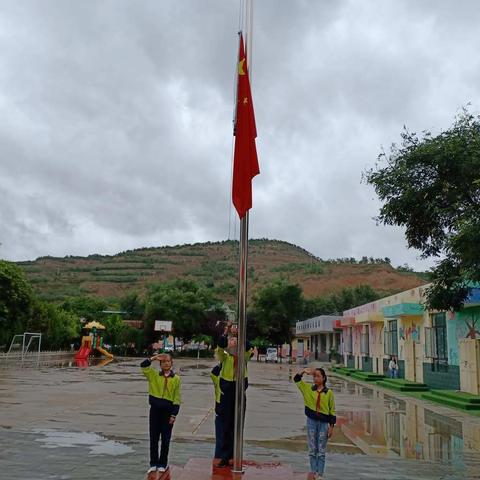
[218,379,247,462]
[149,407,173,468]
[214,409,223,459]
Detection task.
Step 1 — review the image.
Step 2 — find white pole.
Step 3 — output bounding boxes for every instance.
[21,333,25,362]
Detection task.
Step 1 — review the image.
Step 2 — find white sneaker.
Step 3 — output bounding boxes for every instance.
[147,466,157,474]
[158,466,169,473]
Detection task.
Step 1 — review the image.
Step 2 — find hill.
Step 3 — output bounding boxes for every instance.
[16,239,428,303]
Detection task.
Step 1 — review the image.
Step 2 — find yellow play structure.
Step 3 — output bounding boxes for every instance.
[75,321,114,360]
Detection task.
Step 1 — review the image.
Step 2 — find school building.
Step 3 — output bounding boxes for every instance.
[295,315,343,361]
[340,284,480,394]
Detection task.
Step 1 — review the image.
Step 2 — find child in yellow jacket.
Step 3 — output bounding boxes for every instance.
[294,367,335,479]
[141,353,181,474]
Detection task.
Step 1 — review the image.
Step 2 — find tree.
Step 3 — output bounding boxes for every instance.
[29,302,80,349]
[119,291,145,318]
[102,314,128,346]
[61,296,108,321]
[0,260,35,347]
[303,285,381,317]
[144,280,220,345]
[251,280,304,346]
[365,110,480,310]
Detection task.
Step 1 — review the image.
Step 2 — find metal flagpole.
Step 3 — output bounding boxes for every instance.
[233,211,248,473]
[233,0,253,473]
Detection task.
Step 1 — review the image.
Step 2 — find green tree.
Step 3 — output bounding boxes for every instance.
[251,280,304,346]
[119,291,145,318]
[29,302,80,349]
[0,260,35,347]
[61,296,108,321]
[303,285,381,317]
[144,280,219,345]
[117,324,142,355]
[365,110,480,310]
[101,314,127,346]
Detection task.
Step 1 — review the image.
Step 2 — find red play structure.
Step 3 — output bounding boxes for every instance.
[74,321,113,361]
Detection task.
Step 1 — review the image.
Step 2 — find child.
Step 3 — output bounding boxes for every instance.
[215,321,253,468]
[141,353,181,474]
[294,367,336,479]
[210,364,222,460]
[388,356,398,378]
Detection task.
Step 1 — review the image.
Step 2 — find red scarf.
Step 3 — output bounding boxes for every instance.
[316,390,322,413]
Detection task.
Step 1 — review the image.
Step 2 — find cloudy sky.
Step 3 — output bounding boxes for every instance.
[1,1,479,268]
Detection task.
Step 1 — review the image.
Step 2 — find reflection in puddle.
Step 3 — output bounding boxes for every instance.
[33,429,134,455]
[332,377,480,472]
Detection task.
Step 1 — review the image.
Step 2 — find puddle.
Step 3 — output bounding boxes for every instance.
[33,429,134,455]
[330,376,480,471]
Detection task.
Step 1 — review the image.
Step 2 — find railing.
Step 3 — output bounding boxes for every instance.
[0,350,70,361]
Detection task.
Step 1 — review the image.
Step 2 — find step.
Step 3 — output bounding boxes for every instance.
[422,392,480,411]
[376,380,429,392]
[381,379,428,388]
[428,390,480,404]
[350,372,384,382]
[332,367,355,376]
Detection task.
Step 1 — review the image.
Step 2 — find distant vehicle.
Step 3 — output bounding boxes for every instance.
[163,345,174,353]
[265,347,278,363]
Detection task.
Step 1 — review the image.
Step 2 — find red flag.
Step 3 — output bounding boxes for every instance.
[232,34,259,219]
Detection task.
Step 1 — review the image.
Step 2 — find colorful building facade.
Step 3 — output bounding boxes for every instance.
[341,285,480,394]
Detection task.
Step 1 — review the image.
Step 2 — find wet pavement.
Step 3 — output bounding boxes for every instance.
[1,357,480,479]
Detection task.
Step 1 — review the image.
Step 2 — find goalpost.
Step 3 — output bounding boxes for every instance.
[7,332,42,361]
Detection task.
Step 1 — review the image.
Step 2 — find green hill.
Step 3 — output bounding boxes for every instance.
[16,239,427,303]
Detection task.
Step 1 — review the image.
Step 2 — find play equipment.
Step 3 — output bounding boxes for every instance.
[7,332,42,361]
[74,321,113,361]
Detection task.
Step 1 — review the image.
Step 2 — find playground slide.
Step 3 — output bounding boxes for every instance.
[74,345,91,360]
[96,346,113,359]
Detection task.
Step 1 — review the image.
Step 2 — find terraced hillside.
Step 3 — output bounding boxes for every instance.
[17,239,427,302]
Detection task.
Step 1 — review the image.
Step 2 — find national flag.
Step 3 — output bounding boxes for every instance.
[232,33,259,219]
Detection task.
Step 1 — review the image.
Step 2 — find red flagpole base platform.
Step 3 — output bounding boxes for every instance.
[146,458,308,480]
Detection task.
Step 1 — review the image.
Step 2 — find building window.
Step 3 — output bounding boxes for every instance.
[425,313,448,369]
[384,320,398,356]
[361,325,369,355]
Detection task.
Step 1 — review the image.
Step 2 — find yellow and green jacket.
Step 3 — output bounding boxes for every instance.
[215,336,253,382]
[141,359,181,415]
[294,373,336,425]
[210,364,222,413]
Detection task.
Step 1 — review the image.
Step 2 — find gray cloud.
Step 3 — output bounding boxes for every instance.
[1,0,479,270]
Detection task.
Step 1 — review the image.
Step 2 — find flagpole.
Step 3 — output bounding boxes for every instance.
[233,0,254,473]
[233,211,248,473]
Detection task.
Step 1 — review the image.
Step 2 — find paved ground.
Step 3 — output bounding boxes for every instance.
[1,357,480,479]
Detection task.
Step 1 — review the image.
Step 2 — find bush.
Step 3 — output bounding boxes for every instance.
[177,349,214,358]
